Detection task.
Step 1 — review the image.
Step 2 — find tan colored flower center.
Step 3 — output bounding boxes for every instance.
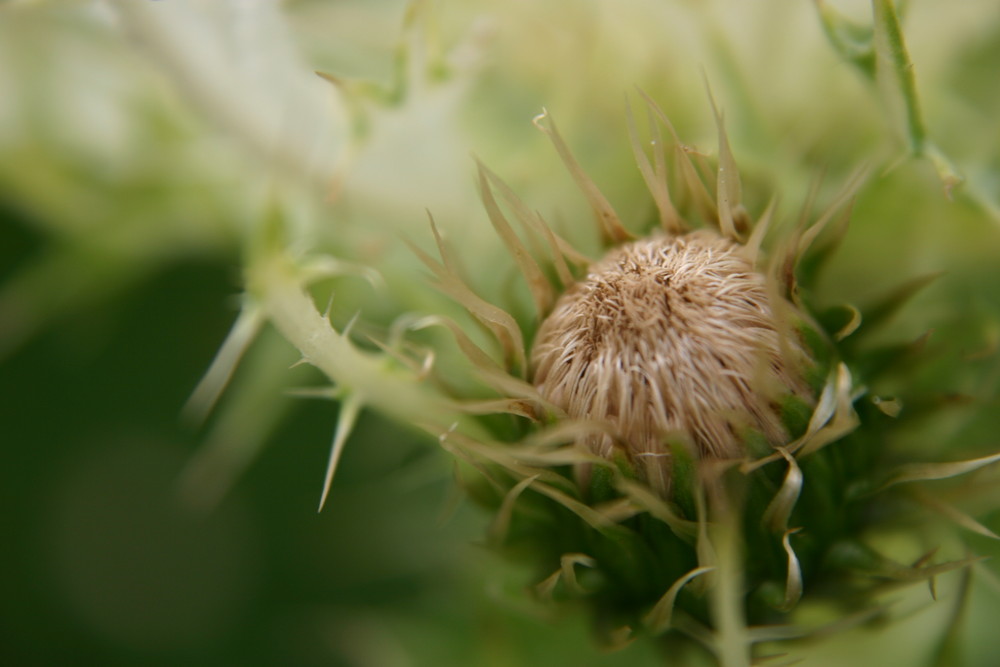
[531,230,806,487]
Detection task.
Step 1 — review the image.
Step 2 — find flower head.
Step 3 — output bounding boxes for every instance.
[532,230,809,491]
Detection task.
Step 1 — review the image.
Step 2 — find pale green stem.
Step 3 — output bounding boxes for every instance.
[871,0,964,194]
[872,0,925,154]
[710,506,751,667]
[248,252,482,441]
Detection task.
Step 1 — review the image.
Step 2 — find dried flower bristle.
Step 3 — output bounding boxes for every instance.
[531,229,809,489]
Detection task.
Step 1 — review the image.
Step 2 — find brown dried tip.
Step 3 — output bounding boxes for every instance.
[531,230,809,491]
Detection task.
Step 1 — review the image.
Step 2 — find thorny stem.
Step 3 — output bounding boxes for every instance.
[870,0,963,194]
[818,0,965,196]
[247,252,481,442]
[872,0,925,154]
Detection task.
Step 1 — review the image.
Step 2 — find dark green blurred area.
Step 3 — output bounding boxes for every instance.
[0,202,669,666]
[0,198,456,666]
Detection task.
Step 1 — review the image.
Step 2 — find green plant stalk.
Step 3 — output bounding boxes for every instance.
[247,250,484,442]
[872,0,926,154]
[710,508,750,667]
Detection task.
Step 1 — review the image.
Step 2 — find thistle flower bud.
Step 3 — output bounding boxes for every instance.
[532,230,808,490]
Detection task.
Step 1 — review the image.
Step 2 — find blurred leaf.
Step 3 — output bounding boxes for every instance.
[878,451,1000,491]
[814,0,876,76]
[854,272,943,342]
[818,303,862,342]
[644,565,714,635]
[778,528,804,612]
[761,449,803,534]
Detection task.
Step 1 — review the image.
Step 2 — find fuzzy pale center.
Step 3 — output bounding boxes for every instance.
[531,230,804,487]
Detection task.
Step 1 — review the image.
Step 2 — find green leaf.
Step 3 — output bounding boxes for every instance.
[855,272,943,341]
[853,330,932,380]
[818,303,862,342]
[617,478,699,542]
[854,331,932,382]
[793,363,859,459]
[762,449,803,534]
[929,566,973,667]
[535,553,597,599]
[826,540,983,583]
[878,451,1000,491]
[912,487,1000,540]
[778,528,804,612]
[489,474,541,545]
[644,566,715,635]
